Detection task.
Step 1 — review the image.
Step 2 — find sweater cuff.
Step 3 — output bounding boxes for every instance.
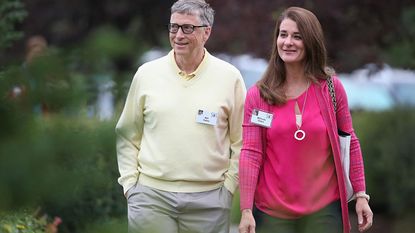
[224,178,238,194]
[118,176,138,195]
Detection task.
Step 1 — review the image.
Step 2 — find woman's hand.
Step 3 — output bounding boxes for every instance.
[239,209,256,233]
[356,197,373,232]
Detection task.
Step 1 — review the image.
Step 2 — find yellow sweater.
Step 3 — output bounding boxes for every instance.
[116,50,246,194]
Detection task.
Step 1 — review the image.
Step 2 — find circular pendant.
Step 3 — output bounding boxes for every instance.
[294,129,306,141]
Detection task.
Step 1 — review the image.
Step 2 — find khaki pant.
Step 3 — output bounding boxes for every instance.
[127,183,233,233]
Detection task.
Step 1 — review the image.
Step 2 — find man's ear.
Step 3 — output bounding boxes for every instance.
[203,27,212,43]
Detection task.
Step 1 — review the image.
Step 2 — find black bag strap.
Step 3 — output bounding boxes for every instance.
[327,77,350,136]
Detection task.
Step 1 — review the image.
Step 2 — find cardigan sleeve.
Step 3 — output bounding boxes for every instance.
[239,86,266,210]
[332,76,366,193]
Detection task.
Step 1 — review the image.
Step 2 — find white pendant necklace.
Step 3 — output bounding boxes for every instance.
[294,83,309,141]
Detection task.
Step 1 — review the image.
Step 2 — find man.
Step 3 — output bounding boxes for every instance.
[115,0,246,232]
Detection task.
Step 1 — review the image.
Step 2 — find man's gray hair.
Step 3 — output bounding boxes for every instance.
[171,0,215,26]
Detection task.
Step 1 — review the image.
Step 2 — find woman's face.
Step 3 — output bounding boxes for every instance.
[277,18,306,65]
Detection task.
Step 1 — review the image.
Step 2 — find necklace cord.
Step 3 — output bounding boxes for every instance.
[294,82,310,141]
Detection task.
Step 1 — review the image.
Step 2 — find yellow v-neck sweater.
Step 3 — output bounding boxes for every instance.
[116,50,246,194]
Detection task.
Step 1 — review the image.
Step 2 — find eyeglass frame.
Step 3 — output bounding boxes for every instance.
[168,23,208,34]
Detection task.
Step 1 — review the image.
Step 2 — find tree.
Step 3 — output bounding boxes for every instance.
[0,0,27,51]
[2,0,415,72]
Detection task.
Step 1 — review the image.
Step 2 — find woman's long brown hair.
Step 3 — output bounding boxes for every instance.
[257,7,334,105]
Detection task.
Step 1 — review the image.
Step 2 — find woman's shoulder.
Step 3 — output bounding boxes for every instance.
[324,75,347,97]
[246,85,261,99]
[246,85,271,109]
[316,75,343,87]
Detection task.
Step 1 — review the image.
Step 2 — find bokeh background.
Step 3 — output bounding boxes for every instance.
[1,0,415,232]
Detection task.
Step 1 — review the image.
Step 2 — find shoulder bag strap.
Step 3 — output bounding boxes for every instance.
[327,76,337,112]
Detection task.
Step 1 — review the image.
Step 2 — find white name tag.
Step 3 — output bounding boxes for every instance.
[196,109,218,126]
[250,109,273,128]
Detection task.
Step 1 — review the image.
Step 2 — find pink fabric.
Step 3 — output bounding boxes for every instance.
[239,76,366,233]
[253,84,339,218]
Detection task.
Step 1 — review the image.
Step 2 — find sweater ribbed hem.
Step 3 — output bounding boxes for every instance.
[138,174,225,193]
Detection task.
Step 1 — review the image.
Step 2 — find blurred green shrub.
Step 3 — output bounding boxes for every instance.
[82,25,137,63]
[0,19,158,233]
[81,218,127,233]
[353,109,415,216]
[0,0,27,50]
[0,46,125,232]
[0,116,125,232]
[40,118,125,233]
[0,50,89,120]
[23,49,89,115]
[0,209,47,233]
[384,6,415,68]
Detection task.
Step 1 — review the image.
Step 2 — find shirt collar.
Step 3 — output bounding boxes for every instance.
[169,49,209,80]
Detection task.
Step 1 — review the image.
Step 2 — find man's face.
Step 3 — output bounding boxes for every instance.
[169,13,211,58]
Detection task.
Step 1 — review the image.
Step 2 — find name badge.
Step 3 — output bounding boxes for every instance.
[196,109,218,126]
[250,109,273,128]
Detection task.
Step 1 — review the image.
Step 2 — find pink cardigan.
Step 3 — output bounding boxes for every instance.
[239,76,366,233]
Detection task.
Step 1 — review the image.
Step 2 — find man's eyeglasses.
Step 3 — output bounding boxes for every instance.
[168,23,208,34]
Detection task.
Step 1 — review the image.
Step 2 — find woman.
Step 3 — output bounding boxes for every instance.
[238,7,373,233]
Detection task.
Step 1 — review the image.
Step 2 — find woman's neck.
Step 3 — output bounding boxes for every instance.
[285,63,306,83]
[284,66,309,99]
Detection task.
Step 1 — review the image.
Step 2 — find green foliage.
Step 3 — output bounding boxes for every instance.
[353,109,415,216]
[401,7,415,39]
[0,209,47,233]
[0,0,27,50]
[23,50,89,114]
[384,40,415,68]
[66,25,142,107]
[383,7,415,69]
[0,66,34,139]
[84,26,136,61]
[0,39,126,232]
[0,116,125,232]
[230,191,241,224]
[0,49,90,122]
[41,119,124,233]
[43,55,89,109]
[81,218,127,233]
